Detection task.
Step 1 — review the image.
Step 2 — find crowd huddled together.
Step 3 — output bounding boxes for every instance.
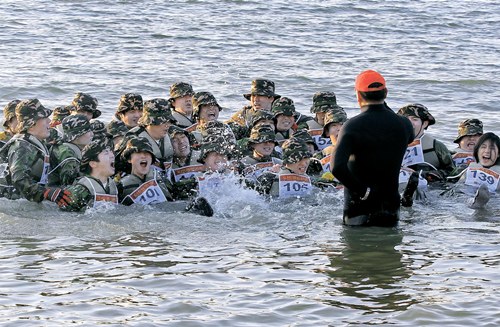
[0,76,498,219]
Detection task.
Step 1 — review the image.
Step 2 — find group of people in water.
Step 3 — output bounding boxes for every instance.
[0,70,498,225]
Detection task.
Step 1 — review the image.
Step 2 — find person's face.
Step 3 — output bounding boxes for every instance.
[198,104,219,123]
[275,114,295,132]
[28,117,51,140]
[251,95,274,111]
[477,139,499,168]
[252,141,275,157]
[316,112,326,125]
[327,122,343,143]
[120,110,142,128]
[408,116,428,139]
[73,130,94,147]
[173,95,193,116]
[172,133,191,158]
[459,134,481,152]
[7,117,18,133]
[129,151,152,178]
[286,158,310,175]
[146,122,171,140]
[74,110,93,121]
[91,148,115,177]
[204,152,228,173]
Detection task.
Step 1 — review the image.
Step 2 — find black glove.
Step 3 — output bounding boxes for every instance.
[44,187,72,207]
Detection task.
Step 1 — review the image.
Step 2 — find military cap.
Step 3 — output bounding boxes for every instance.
[51,105,72,125]
[116,93,143,114]
[106,120,129,138]
[90,119,106,134]
[81,140,113,171]
[197,136,230,164]
[310,91,343,113]
[169,82,194,101]
[248,110,274,128]
[248,125,277,145]
[243,79,280,100]
[282,138,312,165]
[454,119,483,143]
[271,97,296,118]
[293,129,316,146]
[192,92,222,121]
[321,108,348,138]
[62,114,92,143]
[15,99,53,133]
[3,99,21,128]
[138,98,176,126]
[121,136,156,162]
[72,92,101,118]
[397,104,435,126]
[168,125,190,139]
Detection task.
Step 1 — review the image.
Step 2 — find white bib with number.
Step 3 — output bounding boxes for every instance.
[465,167,499,193]
[39,155,50,185]
[278,174,312,198]
[123,179,167,205]
[197,175,224,197]
[398,167,428,189]
[452,152,475,166]
[320,155,332,173]
[402,139,425,167]
[172,164,206,182]
[243,158,281,182]
[308,129,332,150]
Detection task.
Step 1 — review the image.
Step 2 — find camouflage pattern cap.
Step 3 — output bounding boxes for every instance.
[3,99,21,128]
[248,110,274,128]
[397,103,435,126]
[248,125,277,145]
[168,125,189,139]
[15,99,53,133]
[243,79,280,100]
[51,105,72,124]
[293,129,316,146]
[454,118,483,143]
[271,97,296,118]
[192,92,222,121]
[121,136,156,162]
[310,91,343,113]
[90,119,107,134]
[322,108,348,138]
[72,92,101,118]
[138,98,176,126]
[197,136,230,164]
[169,82,194,101]
[62,114,92,143]
[116,93,143,114]
[81,140,113,171]
[106,120,129,138]
[282,138,312,165]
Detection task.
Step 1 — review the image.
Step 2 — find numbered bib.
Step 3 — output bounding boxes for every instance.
[197,175,223,196]
[172,164,206,182]
[465,167,499,193]
[39,155,50,185]
[402,139,425,167]
[184,123,198,133]
[93,193,119,207]
[452,152,475,166]
[308,129,332,150]
[243,158,281,182]
[398,167,428,188]
[320,155,332,173]
[278,174,312,198]
[123,179,167,205]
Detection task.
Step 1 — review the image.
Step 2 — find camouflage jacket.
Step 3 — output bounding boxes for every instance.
[225,105,254,127]
[62,176,118,212]
[48,142,83,187]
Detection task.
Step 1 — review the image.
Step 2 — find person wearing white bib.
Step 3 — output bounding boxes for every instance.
[0,100,20,145]
[448,118,483,181]
[168,82,196,129]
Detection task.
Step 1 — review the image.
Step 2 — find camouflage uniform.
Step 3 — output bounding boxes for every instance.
[90,119,114,149]
[272,97,302,144]
[226,79,280,127]
[114,93,143,129]
[449,119,484,179]
[48,114,92,187]
[454,119,483,144]
[0,99,52,201]
[0,100,20,144]
[169,125,201,169]
[72,92,101,119]
[168,82,196,128]
[320,108,348,156]
[50,105,72,128]
[62,141,118,211]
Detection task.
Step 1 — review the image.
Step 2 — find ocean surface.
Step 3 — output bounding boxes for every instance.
[0,0,499,326]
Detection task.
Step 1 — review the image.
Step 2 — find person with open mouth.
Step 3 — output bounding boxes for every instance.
[272,97,298,150]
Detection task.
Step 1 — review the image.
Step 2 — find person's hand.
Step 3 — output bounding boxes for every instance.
[44,187,72,207]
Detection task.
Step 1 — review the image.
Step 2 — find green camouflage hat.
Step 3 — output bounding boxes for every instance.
[397,103,435,126]
[197,136,230,164]
[168,125,189,139]
[106,120,129,138]
[192,91,222,121]
[121,136,156,162]
[248,125,277,145]
[243,79,280,100]
[138,98,176,126]
[321,108,348,138]
[310,91,343,113]
[15,99,53,133]
[90,119,106,134]
[248,110,274,128]
[454,118,483,143]
[293,129,316,146]
[3,99,21,128]
[51,105,72,125]
[80,140,113,171]
[282,138,312,164]
[72,92,101,118]
[271,97,296,118]
[116,93,143,114]
[62,114,92,143]
[169,82,194,101]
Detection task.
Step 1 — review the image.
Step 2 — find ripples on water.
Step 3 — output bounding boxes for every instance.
[0,0,499,325]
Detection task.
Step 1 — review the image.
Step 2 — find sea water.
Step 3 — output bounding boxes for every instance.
[0,1,499,325]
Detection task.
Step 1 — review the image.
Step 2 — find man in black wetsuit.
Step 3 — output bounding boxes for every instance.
[331,70,414,226]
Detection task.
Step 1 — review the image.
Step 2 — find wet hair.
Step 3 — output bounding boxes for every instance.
[358,83,387,102]
[473,132,500,166]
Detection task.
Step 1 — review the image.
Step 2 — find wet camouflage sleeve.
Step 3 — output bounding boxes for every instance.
[8,140,46,202]
[226,122,248,140]
[171,177,198,200]
[60,183,92,212]
[255,171,277,195]
[435,140,455,178]
[49,144,81,187]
